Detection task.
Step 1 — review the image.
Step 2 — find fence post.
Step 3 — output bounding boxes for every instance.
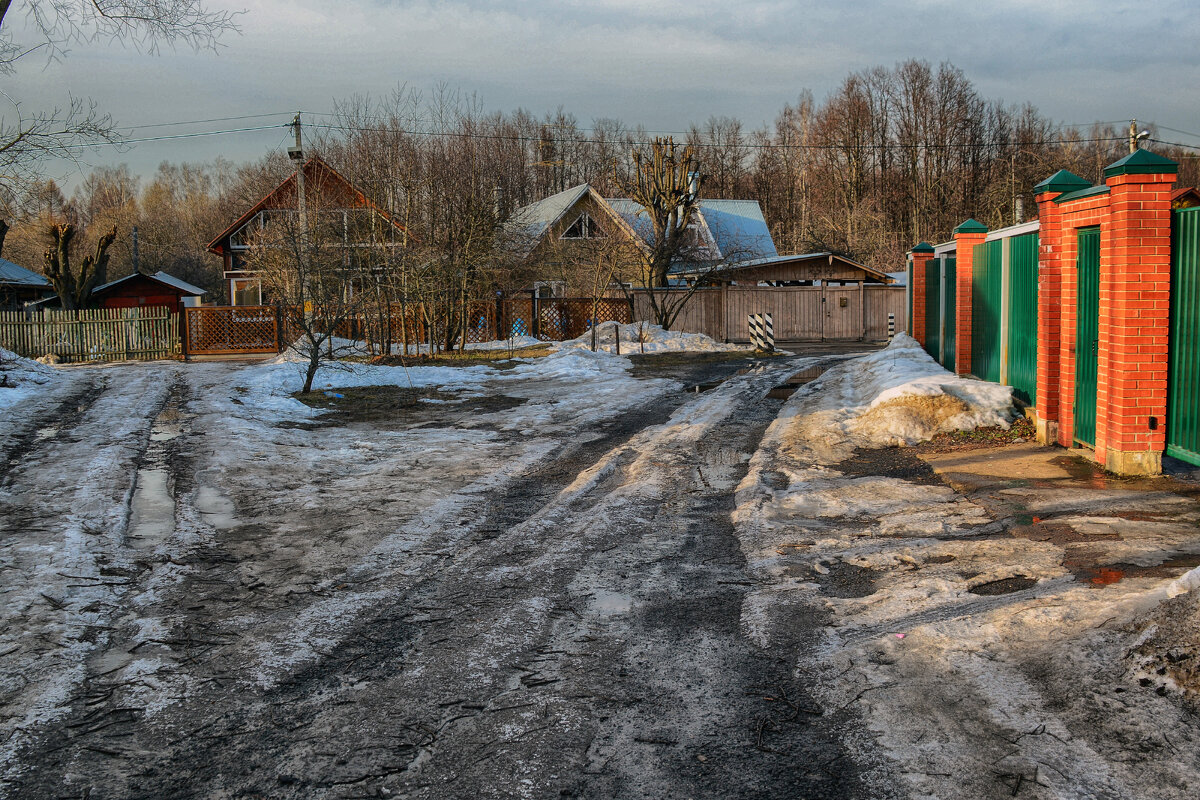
[275,305,283,352]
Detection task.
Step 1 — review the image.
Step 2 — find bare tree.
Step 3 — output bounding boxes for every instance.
[0,1,239,195]
[241,182,373,394]
[614,136,709,330]
[41,221,116,309]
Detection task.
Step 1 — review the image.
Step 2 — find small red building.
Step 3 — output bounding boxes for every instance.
[90,271,206,314]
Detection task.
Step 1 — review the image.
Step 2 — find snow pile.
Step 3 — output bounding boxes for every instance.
[792,333,1014,450]
[0,345,62,410]
[466,335,544,351]
[1128,564,1200,705]
[557,321,751,355]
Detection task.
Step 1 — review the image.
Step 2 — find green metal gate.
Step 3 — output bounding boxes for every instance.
[1168,207,1200,465]
[1074,227,1100,447]
[971,239,1003,382]
[1007,233,1039,405]
[925,258,941,365]
[922,256,957,371]
[943,256,957,371]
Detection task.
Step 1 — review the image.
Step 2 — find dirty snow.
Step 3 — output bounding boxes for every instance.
[734,335,1200,799]
[557,320,752,355]
[0,346,66,411]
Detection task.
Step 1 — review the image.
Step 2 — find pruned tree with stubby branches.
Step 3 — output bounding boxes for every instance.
[41,222,116,309]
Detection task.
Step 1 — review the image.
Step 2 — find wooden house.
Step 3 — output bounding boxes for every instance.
[207,157,409,305]
[503,184,779,294]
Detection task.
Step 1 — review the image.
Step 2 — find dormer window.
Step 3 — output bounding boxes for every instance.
[560,212,606,240]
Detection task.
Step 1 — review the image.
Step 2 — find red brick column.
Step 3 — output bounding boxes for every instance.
[909,243,934,344]
[952,219,987,376]
[1031,170,1091,446]
[1095,151,1177,475]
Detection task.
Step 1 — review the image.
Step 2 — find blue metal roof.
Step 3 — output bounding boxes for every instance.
[0,257,50,287]
[605,198,776,261]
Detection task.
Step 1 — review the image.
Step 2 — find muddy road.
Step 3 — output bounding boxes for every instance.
[0,354,885,799]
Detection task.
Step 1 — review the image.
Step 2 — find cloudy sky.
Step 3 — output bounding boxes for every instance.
[8,0,1200,187]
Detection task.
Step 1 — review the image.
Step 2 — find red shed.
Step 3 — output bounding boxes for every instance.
[89,271,206,314]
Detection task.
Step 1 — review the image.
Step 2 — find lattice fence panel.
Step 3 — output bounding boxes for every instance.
[185,306,278,355]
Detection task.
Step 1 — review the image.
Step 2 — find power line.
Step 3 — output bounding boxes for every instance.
[62,123,288,150]
[126,112,297,131]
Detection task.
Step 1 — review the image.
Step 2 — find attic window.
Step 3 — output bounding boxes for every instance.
[560,212,606,240]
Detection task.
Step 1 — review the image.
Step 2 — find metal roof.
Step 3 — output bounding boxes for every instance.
[92,270,206,296]
[604,198,776,261]
[505,186,778,263]
[674,251,893,283]
[503,184,592,253]
[0,257,50,287]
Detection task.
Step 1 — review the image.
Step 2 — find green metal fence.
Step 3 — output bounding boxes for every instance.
[1168,208,1200,465]
[1074,227,1100,447]
[971,239,1003,383]
[920,255,957,371]
[1006,233,1039,405]
[924,258,941,364]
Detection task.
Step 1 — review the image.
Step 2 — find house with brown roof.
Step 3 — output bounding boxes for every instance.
[207,157,410,305]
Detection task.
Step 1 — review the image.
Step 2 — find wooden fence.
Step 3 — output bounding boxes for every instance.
[632,285,906,342]
[0,307,179,363]
[181,298,635,357]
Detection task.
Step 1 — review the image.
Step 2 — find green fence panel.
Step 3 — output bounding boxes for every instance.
[943,256,957,371]
[971,239,1003,382]
[1074,227,1100,447]
[1007,233,1039,405]
[1168,208,1200,466]
[925,257,941,363]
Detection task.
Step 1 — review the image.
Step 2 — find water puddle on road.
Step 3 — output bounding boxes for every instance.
[1070,554,1200,586]
[591,590,633,616]
[128,399,183,550]
[767,364,831,400]
[968,576,1037,595]
[128,468,175,550]
[194,486,239,530]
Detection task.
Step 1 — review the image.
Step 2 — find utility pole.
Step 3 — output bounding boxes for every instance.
[1129,120,1150,153]
[289,113,310,322]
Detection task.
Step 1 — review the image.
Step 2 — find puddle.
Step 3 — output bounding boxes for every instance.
[767,385,797,400]
[688,379,726,393]
[194,486,239,530]
[34,426,59,441]
[1070,554,1200,586]
[968,576,1037,595]
[591,590,633,616]
[128,468,176,549]
[786,365,829,385]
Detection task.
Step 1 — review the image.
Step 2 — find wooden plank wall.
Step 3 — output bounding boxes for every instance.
[633,285,908,342]
[863,286,907,339]
[0,307,179,362]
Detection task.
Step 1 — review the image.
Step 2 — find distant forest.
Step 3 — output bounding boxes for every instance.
[4,59,1197,295]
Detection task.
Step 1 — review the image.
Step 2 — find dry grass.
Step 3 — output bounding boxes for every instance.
[854,393,973,434]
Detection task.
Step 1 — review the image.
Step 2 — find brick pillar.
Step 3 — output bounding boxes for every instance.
[909,242,934,345]
[1096,150,1177,475]
[1030,170,1091,445]
[951,219,988,376]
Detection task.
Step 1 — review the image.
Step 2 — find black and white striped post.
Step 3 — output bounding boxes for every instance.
[888,312,895,341]
[748,313,774,352]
